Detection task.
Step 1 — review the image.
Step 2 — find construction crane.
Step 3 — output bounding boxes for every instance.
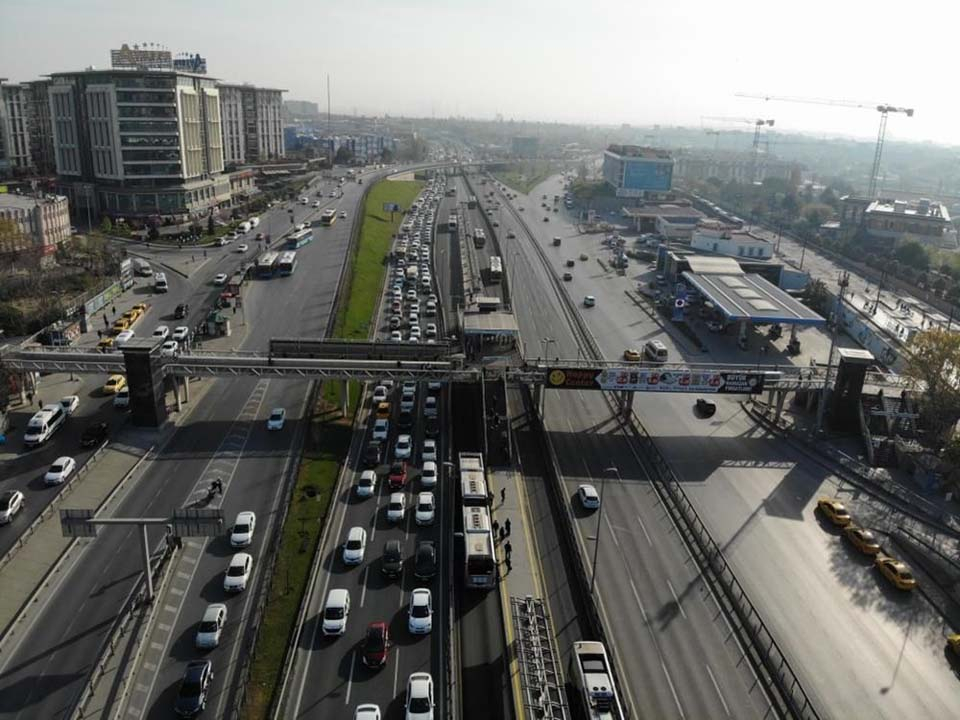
[734,92,914,198]
[701,117,775,182]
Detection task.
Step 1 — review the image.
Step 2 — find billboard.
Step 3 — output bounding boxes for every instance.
[382,202,401,213]
[621,158,673,196]
[546,367,769,394]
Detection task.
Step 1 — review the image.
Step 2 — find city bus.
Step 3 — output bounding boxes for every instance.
[467,195,478,210]
[256,251,280,278]
[569,641,626,720]
[459,452,488,506]
[473,228,486,249]
[278,251,298,276]
[287,228,313,249]
[462,505,497,589]
[489,256,503,283]
[320,209,337,226]
[447,214,459,235]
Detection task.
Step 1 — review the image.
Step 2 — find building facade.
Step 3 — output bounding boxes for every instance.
[48,69,227,222]
[0,82,34,176]
[218,84,285,165]
[284,100,319,117]
[0,192,71,262]
[690,219,772,259]
[602,145,673,198]
[674,151,801,184]
[25,79,55,175]
[863,198,956,249]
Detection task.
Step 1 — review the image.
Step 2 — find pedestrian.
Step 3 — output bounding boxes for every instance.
[111,304,116,315]
[500,487,506,504]
[192,254,195,263]
[492,519,500,537]
[97,329,103,339]
[487,490,494,507]
[36,396,42,408]
[504,518,511,537]
[499,526,505,543]
[504,540,512,559]
[505,557,512,573]
[103,314,109,329]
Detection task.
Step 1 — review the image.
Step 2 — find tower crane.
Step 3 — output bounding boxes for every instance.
[734,92,914,198]
[701,117,775,182]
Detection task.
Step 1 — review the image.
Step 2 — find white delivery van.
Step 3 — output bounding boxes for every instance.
[238,221,252,234]
[249,217,260,228]
[644,340,669,363]
[23,404,67,448]
[154,272,168,293]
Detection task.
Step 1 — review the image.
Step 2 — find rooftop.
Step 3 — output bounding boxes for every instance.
[606,144,672,161]
[866,198,950,222]
[624,203,703,219]
[217,82,288,93]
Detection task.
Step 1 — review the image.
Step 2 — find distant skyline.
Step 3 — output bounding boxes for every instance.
[2,0,958,146]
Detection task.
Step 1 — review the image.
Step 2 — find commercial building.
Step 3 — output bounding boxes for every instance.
[511,136,539,158]
[623,200,705,240]
[863,198,956,249]
[674,151,801,185]
[219,83,286,165]
[690,219,773,260]
[0,192,71,263]
[602,145,673,198]
[25,79,55,175]
[316,133,394,164]
[0,81,34,176]
[48,68,227,222]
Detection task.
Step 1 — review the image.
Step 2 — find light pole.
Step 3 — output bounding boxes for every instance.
[590,466,617,595]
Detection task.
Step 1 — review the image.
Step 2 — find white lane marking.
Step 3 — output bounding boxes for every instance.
[705,663,731,717]
[360,566,369,609]
[393,647,401,699]
[603,514,620,548]
[661,659,686,720]
[666,579,687,620]
[636,513,653,546]
[628,577,649,624]
[344,650,356,705]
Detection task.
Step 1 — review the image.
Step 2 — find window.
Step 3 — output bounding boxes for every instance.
[738,246,745,256]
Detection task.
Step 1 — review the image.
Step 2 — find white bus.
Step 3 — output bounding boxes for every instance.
[569,641,626,720]
[489,256,503,283]
[154,272,168,293]
[462,505,497,590]
[256,251,280,278]
[278,251,297,276]
[473,228,486,249]
[459,452,487,506]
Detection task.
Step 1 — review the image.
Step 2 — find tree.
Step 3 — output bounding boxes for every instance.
[381,147,394,164]
[99,216,113,234]
[802,278,831,315]
[334,145,354,165]
[894,240,928,270]
[903,329,960,447]
[207,215,215,236]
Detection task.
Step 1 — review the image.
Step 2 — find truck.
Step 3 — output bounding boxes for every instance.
[133,258,152,276]
[405,265,420,284]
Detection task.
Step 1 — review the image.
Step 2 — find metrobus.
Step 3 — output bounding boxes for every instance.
[569,641,626,720]
[320,209,337,226]
[459,452,488,506]
[287,228,313,249]
[448,214,459,235]
[467,196,478,209]
[489,256,503,283]
[462,505,497,589]
[473,228,486,249]
[256,251,280,278]
[278,251,297,276]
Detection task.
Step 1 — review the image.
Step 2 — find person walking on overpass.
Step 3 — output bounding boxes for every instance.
[504,518,511,537]
[500,487,506,504]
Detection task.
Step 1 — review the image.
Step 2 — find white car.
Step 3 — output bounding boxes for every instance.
[356,469,377,498]
[0,490,25,524]
[415,492,435,526]
[172,326,190,342]
[160,340,178,357]
[313,200,321,208]
[583,295,597,308]
[372,418,389,441]
[394,434,413,459]
[230,511,256,548]
[422,439,437,462]
[237,243,248,252]
[322,588,350,636]
[578,484,601,510]
[114,388,130,408]
[342,526,367,565]
[400,392,415,412]
[425,324,437,339]
[420,461,437,488]
[152,325,170,340]
[223,553,252,592]
[390,330,403,342]
[409,325,421,338]
[195,603,227,649]
[59,395,80,415]
[115,329,135,346]
[354,705,381,720]
[214,273,228,286]
[423,396,438,417]
[267,408,286,430]
[386,493,406,523]
[405,672,435,720]
[44,456,77,486]
[372,385,389,403]
[408,588,433,634]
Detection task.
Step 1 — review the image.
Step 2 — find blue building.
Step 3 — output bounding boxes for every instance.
[602,145,673,198]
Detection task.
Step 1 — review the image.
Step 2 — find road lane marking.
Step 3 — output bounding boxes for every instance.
[393,647,401,699]
[344,650,356,706]
[360,566,369,608]
[636,514,653,546]
[661,659,686,720]
[604,514,620,548]
[628,577,649,624]
[705,663,731,717]
[666,579,687,620]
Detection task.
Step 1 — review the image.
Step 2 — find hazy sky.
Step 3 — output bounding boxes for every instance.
[2,0,957,145]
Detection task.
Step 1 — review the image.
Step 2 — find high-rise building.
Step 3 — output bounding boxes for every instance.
[602,145,674,198]
[218,84,285,165]
[48,69,227,222]
[0,81,34,176]
[25,79,55,175]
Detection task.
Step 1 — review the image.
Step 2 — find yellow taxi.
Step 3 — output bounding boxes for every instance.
[97,336,115,353]
[121,310,137,324]
[623,348,642,362]
[102,374,127,395]
[131,302,148,316]
[375,402,391,420]
[843,525,881,555]
[111,317,131,334]
[816,497,852,527]
[947,634,960,656]
[874,554,917,590]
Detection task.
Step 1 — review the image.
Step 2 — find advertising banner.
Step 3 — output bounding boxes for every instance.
[546,367,769,394]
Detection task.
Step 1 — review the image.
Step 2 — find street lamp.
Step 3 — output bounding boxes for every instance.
[590,466,618,595]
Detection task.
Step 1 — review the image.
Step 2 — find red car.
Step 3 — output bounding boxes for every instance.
[388,461,407,490]
[362,621,390,668]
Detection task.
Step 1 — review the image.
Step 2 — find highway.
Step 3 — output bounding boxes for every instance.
[497,172,960,719]
[480,174,773,719]
[0,170,370,720]
[281,176,449,720]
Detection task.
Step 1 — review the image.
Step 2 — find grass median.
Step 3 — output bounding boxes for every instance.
[492,161,557,195]
[241,176,422,720]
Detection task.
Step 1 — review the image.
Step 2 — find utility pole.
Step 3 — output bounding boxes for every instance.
[590,467,618,595]
[815,271,849,434]
[326,74,331,135]
[872,268,886,315]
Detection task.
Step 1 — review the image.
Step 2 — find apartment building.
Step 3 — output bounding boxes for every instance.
[218,83,285,165]
[0,192,71,263]
[0,81,34,176]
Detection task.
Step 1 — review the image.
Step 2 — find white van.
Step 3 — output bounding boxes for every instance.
[154,272,168,293]
[23,404,67,448]
[321,589,350,636]
[644,340,669,363]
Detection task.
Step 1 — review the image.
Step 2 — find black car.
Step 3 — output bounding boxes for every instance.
[174,660,213,717]
[174,303,189,319]
[424,416,440,438]
[414,540,437,580]
[80,422,109,448]
[382,539,403,578]
[397,409,414,431]
[562,272,573,282]
[565,259,575,268]
[363,441,382,467]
